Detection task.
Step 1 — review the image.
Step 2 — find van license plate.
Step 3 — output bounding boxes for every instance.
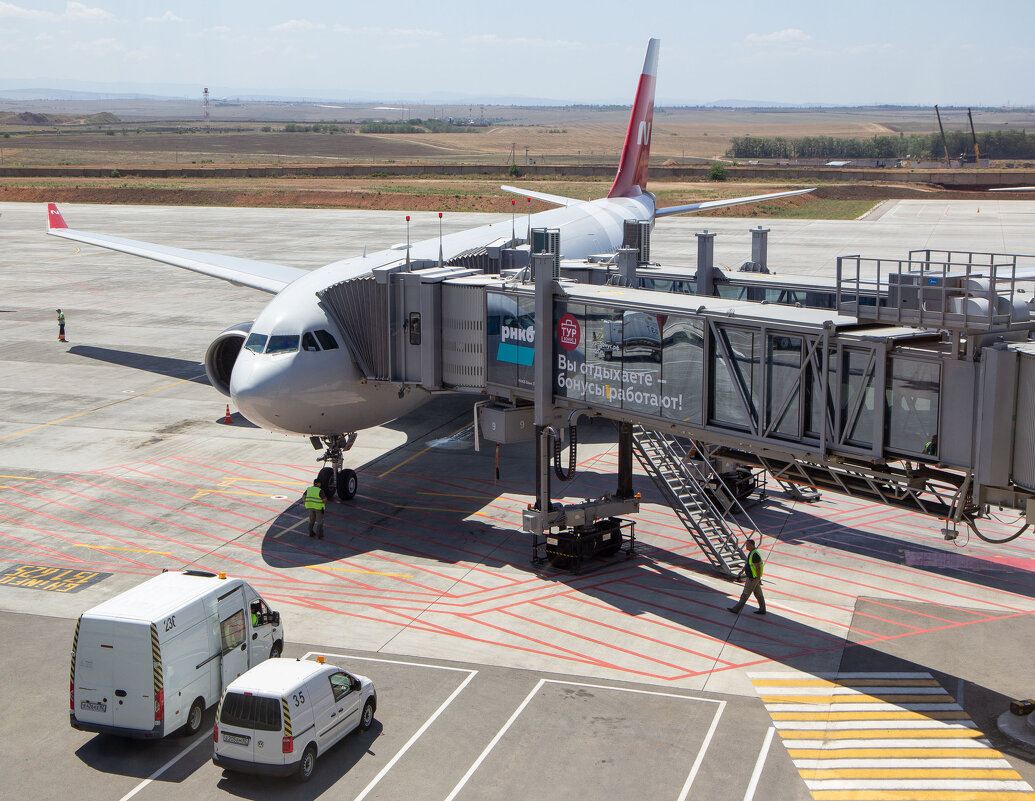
[80,700,107,712]
[222,733,250,746]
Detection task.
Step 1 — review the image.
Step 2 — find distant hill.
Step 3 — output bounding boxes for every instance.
[0,111,120,125]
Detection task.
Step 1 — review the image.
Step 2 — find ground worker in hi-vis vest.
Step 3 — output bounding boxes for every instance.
[729,537,766,616]
[56,309,66,342]
[303,478,327,539]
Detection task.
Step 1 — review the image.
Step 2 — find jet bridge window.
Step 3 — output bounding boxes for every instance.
[884,358,940,456]
[265,334,300,354]
[314,330,339,350]
[244,333,268,354]
[301,332,320,352]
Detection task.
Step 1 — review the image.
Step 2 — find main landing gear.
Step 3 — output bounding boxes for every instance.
[310,433,358,501]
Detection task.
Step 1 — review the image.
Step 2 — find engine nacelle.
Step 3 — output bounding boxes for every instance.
[205,321,253,397]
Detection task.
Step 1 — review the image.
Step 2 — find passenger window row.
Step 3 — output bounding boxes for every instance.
[244,330,339,354]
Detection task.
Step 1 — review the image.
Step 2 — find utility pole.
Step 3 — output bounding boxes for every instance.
[967,108,980,169]
[934,105,951,168]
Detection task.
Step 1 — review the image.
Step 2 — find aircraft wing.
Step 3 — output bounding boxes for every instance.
[500,185,585,207]
[655,188,815,217]
[46,203,306,294]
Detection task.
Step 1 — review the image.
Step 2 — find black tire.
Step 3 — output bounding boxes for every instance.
[316,466,334,494]
[296,744,317,783]
[269,641,282,659]
[360,699,375,731]
[183,697,205,736]
[337,469,357,501]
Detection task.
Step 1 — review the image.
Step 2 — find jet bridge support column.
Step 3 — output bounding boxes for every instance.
[696,230,717,296]
[617,421,634,499]
[534,253,555,514]
[750,225,770,272]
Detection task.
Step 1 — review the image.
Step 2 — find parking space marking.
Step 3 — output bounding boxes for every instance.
[115,731,210,801]
[743,726,776,801]
[74,544,173,555]
[444,679,726,801]
[302,651,477,801]
[305,566,415,578]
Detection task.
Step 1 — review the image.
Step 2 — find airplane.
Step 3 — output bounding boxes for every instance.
[45,38,814,501]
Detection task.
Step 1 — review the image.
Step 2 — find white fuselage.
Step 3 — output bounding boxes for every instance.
[231,195,655,435]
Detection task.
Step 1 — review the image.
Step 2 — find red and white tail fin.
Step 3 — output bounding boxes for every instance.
[47,202,68,230]
[607,38,659,199]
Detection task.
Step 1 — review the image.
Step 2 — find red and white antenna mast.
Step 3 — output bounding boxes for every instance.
[203,87,210,132]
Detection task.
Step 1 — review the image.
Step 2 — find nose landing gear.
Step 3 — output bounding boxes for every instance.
[310,433,358,501]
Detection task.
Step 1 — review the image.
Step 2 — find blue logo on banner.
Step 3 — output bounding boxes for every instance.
[497,343,534,366]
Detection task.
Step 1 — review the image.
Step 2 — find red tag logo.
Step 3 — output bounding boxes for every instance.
[557,314,580,351]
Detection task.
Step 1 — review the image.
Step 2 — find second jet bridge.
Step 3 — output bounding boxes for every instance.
[317,255,1035,547]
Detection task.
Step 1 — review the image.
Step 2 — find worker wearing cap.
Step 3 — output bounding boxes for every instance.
[728,538,766,615]
[56,309,66,342]
[303,478,327,539]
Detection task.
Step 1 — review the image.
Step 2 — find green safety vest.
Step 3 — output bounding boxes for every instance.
[304,485,325,510]
[57,313,65,325]
[747,548,763,579]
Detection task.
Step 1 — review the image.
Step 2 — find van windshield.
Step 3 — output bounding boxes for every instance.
[219,692,281,732]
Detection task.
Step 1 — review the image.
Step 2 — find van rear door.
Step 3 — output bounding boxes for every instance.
[74,618,155,733]
[217,692,282,764]
[73,618,116,729]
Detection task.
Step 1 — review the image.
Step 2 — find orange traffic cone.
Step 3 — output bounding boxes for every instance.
[224,405,232,424]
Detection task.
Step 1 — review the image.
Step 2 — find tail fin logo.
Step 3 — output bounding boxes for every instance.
[637,121,651,147]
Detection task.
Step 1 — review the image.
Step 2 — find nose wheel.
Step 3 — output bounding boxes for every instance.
[311,433,358,501]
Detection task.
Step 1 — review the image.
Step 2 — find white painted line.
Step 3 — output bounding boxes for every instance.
[785,738,992,749]
[774,719,979,730]
[444,679,546,801]
[792,758,1015,769]
[116,732,209,801]
[446,679,725,801]
[805,779,1032,791]
[742,725,775,801]
[765,703,963,712]
[759,686,949,695]
[301,651,476,673]
[676,699,726,801]
[353,669,477,801]
[300,650,478,801]
[749,671,934,679]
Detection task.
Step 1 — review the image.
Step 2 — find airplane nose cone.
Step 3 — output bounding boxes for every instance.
[229,353,292,432]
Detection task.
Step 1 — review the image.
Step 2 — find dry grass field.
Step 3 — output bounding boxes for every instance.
[1,101,1032,216]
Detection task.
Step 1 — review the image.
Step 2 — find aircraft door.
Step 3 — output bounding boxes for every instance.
[217,590,249,687]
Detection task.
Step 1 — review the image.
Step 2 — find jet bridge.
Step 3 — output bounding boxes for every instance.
[317,248,1035,564]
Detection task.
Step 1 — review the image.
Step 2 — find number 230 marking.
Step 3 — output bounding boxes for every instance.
[163,616,176,632]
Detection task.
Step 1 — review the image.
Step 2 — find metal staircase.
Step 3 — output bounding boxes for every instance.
[631,426,755,576]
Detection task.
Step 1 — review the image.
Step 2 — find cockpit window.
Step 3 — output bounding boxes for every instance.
[315,330,339,350]
[244,333,268,354]
[301,332,320,352]
[265,335,300,354]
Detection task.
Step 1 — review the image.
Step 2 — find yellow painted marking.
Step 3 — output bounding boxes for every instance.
[788,749,1004,760]
[761,694,955,704]
[799,768,1022,780]
[218,477,306,487]
[753,678,942,687]
[378,423,471,478]
[0,474,39,480]
[810,792,1034,801]
[74,545,172,555]
[779,728,985,740]
[305,566,414,578]
[772,711,970,721]
[0,378,198,441]
[191,489,273,500]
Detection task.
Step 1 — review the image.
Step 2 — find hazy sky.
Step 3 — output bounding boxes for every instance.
[0,0,1032,105]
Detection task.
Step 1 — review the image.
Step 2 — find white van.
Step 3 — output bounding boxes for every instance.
[70,570,284,739]
[213,657,377,782]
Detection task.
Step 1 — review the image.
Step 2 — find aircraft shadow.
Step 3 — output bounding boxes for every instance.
[68,345,209,383]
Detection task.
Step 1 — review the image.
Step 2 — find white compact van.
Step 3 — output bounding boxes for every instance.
[70,570,284,739]
[213,657,376,782]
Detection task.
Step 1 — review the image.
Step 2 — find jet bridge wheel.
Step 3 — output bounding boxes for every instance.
[337,469,357,501]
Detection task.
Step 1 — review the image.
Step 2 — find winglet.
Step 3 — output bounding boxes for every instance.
[607,38,659,199]
[47,203,68,230]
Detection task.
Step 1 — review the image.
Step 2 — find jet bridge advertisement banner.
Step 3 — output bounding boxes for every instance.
[486,291,702,423]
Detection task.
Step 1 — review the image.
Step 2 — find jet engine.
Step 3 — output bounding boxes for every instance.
[204,321,253,397]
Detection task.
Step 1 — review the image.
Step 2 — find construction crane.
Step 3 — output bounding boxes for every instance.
[934,105,951,167]
[967,108,980,168]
